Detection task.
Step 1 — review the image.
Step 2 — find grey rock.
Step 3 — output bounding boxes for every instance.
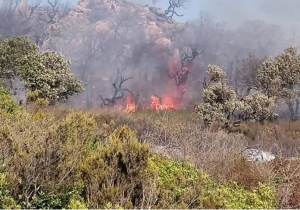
[242,148,275,162]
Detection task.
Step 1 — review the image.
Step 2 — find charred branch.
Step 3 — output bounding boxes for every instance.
[164,0,187,19]
[100,70,134,107]
[168,44,203,87]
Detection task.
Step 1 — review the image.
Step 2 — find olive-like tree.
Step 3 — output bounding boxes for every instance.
[0,36,83,105]
[195,64,276,128]
[257,46,300,118]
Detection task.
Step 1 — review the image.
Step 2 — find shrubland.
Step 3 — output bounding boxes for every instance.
[0,88,299,208]
[0,92,279,209]
[1,35,300,209]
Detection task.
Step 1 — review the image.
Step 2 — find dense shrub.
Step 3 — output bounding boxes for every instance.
[195,65,275,127]
[0,36,83,104]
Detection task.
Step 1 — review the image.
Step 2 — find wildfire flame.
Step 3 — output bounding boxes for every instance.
[125,92,136,113]
[150,95,178,111]
[102,51,194,112]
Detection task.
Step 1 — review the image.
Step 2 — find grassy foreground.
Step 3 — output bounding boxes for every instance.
[0,90,300,208]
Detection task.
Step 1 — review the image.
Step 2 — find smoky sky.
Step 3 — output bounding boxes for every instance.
[67,0,300,29]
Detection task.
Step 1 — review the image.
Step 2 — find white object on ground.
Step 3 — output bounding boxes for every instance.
[242,148,275,162]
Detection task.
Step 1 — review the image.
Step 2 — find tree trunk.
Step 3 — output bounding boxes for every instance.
[295,99,299,117]
[289,105,295,119]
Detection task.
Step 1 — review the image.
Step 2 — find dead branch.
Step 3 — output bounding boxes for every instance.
[100,70,134,107]
[168,44,203,87]
[164,0,188,19]
[18,0,41,23]
[38,0,70,24]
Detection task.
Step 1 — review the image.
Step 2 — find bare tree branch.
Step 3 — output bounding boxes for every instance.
[164,0,188,19]
[100,70,134,107]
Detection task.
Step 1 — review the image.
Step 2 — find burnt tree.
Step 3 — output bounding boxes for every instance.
[100,69,134,107]
[168,44,203,103]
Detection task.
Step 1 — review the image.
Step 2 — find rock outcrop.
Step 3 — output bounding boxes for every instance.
[43,0,184,57]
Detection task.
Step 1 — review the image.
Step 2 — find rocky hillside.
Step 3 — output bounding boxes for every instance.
[44,0,184,54]
[41,0,199,108]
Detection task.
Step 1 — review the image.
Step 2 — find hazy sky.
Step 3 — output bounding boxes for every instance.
[67,0,300,28]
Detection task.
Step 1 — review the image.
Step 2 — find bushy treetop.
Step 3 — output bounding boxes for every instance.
[0,36,83,104]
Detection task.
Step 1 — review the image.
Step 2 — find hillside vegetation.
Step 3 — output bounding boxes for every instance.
[0,91,277,209]
[0,30,300,210]
[0,86,299,208]
[1,0,300,209]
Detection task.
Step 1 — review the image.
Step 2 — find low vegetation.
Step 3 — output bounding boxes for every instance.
[0,88,299,208]
[0,93,277,209]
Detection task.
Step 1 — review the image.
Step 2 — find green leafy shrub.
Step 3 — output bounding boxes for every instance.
[257,46,300,118]
[80,124,152,209]
[0,110,96,208]
[18,51,83,104]
[0,36,83,105]
[0,36,38,79]
[0,86,22,116]
[0,173,20,209]
[196,64,276,127]
[200,181,276,209]
[149,155,276,209]
[148,155,203,208]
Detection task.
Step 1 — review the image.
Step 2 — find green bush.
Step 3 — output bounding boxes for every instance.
[0,173,20,209]
[79,124,152,209]
[149,155,276,209]
[0,86,22,117]
[200,181,276,209]
[0,36,83,105]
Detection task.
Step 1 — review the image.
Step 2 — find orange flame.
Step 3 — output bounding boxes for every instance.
[150,95,178,111]
[99,50,194,112]
[125,92,136,113]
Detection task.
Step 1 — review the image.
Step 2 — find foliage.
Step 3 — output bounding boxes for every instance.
[257,46,300,117]
[196,64,276,127]
[196,65,237,127]
[18,50,83,104]
[0,86,22,117]
[0,173,20,209]
[148,155,203,208]
[80,124,152,209]
[200,181,276,209]
[240,92,276,123]
[0,110,96,208]
[0,36,83,105]
[149,155,276,209]
[0,36,38,79]
[0,107,278,209]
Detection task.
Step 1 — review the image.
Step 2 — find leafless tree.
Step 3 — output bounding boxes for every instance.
[168,44,203,102]
[164,0,189,19]
[100,69,134,107]
[38,0,70,24]
[0,0,40,38]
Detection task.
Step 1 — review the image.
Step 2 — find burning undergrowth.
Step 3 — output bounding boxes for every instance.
[97,44,202,113]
